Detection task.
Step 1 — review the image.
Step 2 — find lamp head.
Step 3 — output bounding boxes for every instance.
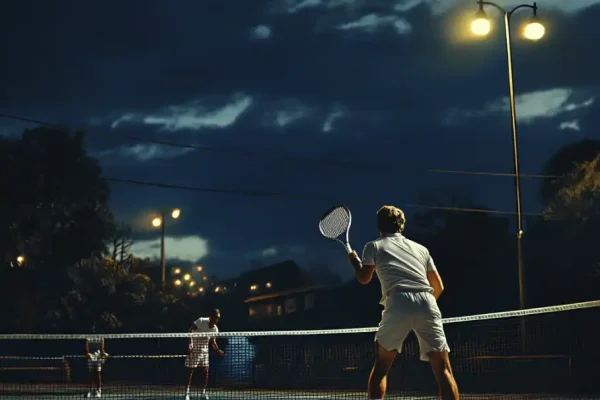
[471,9,491,36]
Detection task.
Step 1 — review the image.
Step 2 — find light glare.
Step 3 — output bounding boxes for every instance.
[471,17,491,36]
[171,208,181,219]
[183,274,191,281]
[523,21,545,40]
[151,217,162,227]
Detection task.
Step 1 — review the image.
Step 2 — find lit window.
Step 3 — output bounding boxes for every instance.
[250,284,258,291]
[265,282,272,288]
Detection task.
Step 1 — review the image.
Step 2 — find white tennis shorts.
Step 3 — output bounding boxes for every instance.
[185,351,209,369]
[87,360,102,372]
[375,291,449,362]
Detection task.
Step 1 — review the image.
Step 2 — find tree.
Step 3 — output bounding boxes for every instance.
[106,224,134,265]
[0,126,115,272]
[0,126,116,332]
[526,148,600,306]
[539,139,600,207]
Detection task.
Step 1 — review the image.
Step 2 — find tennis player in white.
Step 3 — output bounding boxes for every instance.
[85,329,108,398]
[184,309,225,400]
[348,205,459,400]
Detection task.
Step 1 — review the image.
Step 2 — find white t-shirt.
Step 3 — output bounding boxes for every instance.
[362,233,437,306]
[189,317,218,354]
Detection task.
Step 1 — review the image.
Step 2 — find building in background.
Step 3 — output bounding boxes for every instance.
[242,260,336,330]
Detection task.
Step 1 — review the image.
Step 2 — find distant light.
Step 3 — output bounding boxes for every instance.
[215,286,221,293]
[523,21,545,40]
[173,268,181,274]
[196,266,203,272]
[171,208,181,219]
[250,284,258,291]
[152,217,162,227]
[189,281,195,287]
[174,279,182,286]
[202,276,207,281]
[198,287,204,292]
[183,274,191,281]
[265,282,272,288]
[16,255,25,265]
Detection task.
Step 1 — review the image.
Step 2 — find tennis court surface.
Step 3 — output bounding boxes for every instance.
[1,301,599,399]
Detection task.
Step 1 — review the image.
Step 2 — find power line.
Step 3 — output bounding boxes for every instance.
[0,112,563,180]
[106,177,546,217]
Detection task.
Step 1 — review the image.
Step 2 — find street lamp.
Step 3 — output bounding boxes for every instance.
[151,208,181,291]
[470,1,545,310]
[16,255,25,266]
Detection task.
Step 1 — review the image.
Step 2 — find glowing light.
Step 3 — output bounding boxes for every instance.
[171,208,181,219]
[189,281,195,287]
[198,287,204,292]
[471,17,491,36]
[16,255,25,265]
[215,286,221,293]
[250,284,258,291]
[196,266,203,272]
[183,274,191,281]
[202,276,207,281]
[523,21,545,40]
[174,279,182,286]
[173,268,181,274]
[265,282,272,288]
[151,217,162,227]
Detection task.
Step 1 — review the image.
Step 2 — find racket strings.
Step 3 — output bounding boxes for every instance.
[319,207,350,239]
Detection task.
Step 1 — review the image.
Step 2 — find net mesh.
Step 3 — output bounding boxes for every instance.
[319,207,351,239]
[1,300,599,399]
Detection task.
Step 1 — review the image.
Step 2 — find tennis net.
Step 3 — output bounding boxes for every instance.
[0,300,599,399]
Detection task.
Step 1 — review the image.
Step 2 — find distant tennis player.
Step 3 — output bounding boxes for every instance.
[184,309,225,400]
[85,326,108,398]
[347,205,459,400]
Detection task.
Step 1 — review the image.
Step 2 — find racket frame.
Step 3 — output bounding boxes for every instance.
[318,205,354,254]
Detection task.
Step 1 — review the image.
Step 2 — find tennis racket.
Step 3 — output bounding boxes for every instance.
[318,205,354,254]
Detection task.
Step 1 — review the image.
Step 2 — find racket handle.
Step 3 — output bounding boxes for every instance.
[345,243,353,254]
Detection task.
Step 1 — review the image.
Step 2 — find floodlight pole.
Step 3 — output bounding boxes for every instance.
[160,211,166,291]
[477,1,539,311]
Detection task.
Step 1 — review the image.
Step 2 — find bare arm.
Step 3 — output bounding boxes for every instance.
[100,339,106,356]
[349,254,376,285]
[427,269,444,299]
[85,340,90,358]
[209,338,224,355]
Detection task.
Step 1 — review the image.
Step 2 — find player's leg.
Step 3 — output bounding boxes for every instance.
[428,351,459,400]
[412,292,459,400]
[184,368,194,399]
[368,342,396,399]
[199,367,209,398]
[371,301,411,399]
[95,365,102,398]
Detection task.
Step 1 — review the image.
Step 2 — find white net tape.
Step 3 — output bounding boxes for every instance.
[1,299,598,340]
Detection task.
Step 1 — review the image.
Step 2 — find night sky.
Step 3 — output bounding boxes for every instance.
[1,0,599,280]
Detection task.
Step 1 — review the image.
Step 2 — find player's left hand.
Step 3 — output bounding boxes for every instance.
[347,250,359,262]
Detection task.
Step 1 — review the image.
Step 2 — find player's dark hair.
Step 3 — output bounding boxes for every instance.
[211,309,220,316]
[376,205,406,234]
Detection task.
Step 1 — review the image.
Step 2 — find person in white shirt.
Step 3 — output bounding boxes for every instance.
[85,325,108,398]
[184,309,225,400]
[347,205,459,400]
